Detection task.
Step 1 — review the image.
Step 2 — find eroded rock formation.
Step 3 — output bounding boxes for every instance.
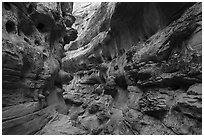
[2,2,202,135]
[62,2,202,135]
[2,2,77,134]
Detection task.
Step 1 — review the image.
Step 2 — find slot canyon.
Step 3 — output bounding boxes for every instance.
[2,2,202,135]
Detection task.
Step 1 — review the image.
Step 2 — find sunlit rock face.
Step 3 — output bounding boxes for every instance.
[64,2,101,51]
[2,2,77,135]
[73,2,100,30]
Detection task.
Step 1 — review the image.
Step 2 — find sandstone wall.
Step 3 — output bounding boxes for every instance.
[2,2,77,134]
[61,2,202,135]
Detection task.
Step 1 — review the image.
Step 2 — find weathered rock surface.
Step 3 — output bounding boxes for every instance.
[2,2,202,135]
[2,2,77,135]
[71,2,101,41]
[61,2,202,135]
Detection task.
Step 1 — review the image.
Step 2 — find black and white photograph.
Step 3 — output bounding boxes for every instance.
[1,1,202,135]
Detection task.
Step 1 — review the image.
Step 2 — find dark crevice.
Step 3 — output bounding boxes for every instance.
[34,40,40,46]
[183,113,202,122]
[24,37,32,45]
[36,23,46,33]
[159,120,181,135]
[4,2,12,10]
[6,21,16,33]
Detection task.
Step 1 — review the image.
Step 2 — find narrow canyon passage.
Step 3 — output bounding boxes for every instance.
[2,2,202,135]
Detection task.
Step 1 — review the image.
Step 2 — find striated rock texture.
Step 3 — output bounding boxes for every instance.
[2,2,202,135]
[72,2,101,35]
[2,2,77,135]
[62,2,202,135]
[64,2,101,51]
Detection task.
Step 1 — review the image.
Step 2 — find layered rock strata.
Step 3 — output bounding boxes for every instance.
[2,2,77,134]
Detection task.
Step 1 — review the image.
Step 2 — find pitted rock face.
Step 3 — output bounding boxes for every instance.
[2,2,76,135]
